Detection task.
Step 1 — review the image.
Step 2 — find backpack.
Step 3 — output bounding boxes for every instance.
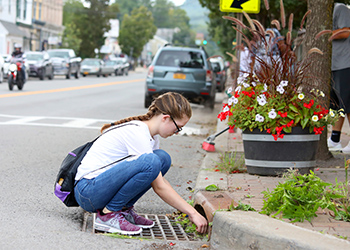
[54,124,136,207]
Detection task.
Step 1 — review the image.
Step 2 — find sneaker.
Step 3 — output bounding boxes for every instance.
[123,206,155,228]
[94,210,142,235]
[327,137,342,151]
[342,142,350,154]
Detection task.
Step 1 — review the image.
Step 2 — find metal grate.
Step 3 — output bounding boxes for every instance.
[84,212,197,241]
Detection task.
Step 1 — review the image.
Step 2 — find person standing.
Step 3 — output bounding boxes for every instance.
[74,92,208,235]
[327,3,350,153]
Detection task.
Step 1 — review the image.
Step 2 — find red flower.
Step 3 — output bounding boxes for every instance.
[313,126,324,135]
[278,111,288,118]
[303,99,314,109]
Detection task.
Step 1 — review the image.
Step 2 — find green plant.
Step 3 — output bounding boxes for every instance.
[232,201,256,212]
[260,170,340,222]
[205,184,219,191]
[330,158,350,222]
[214,151,246,174]
[217,1,343,140]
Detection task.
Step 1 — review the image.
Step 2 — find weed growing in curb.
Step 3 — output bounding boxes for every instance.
[213,151,246,174]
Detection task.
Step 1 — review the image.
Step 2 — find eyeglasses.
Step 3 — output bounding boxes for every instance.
[170,116,182,134]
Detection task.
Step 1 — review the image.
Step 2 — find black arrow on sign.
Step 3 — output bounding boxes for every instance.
[230,0,250,9]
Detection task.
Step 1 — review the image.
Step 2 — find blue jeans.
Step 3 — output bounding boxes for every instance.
[74,149,171,212]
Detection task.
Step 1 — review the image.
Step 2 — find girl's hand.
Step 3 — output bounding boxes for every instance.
[188,212,208,234]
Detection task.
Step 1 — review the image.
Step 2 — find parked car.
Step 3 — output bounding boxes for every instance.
[105,60,121,76]
[47,49,81,79]
[210,57,227,92]
[111,57,129,76]
[145,44,216,109]
[25,51,54,80]
[0,54,4,83]
[80,58,114,77]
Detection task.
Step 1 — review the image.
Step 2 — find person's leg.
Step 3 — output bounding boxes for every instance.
[124,149,171,208]
[74,153,161,213]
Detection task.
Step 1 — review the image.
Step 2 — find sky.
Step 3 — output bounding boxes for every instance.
[169,0,186,6]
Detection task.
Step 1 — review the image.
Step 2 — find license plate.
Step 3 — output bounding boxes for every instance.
[173,73,186,80]
[84,72,89,75]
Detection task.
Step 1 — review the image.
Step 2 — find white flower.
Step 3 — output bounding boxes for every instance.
[233,98,238,104]
[312,115,319,122]
[329,109,335,117]
[227,87,233,93]
[223,106,230,112]
[243,73,249,78]
[268,109,277,119]
[320,91,325,97]
[280,80,288,87]
[276,85,285,94]
[255,114,265,122]
[340,112,345,117]
[298,93,305,100]
[235,86,241,93]
[243,82,250,88]
[251,81,256,87]
[237,76,244,85]
[263,84,268,92]
[257,94,267,106]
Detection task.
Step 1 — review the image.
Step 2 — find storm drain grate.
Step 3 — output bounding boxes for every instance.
[85,212,197,241]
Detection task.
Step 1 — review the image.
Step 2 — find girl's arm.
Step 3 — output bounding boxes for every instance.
[151,173,208,234]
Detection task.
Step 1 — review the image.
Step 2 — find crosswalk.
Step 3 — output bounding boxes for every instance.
[0,114,207,135]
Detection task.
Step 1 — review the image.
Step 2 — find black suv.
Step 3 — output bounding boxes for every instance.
[145,45,216,108]
[47,49,81,79]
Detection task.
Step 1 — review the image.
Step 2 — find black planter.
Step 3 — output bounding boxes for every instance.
[242,127,320,176]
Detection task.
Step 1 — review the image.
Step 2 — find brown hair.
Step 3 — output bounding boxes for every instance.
[100,92,192,133]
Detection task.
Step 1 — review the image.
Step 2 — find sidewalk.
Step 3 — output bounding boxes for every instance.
[194,110,350,249]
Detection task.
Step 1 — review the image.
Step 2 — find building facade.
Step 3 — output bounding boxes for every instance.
[0,0,64,54]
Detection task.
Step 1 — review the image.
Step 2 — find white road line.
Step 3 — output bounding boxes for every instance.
[0,114,206,135]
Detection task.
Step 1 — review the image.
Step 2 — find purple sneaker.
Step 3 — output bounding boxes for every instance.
[123,206,155,228]
[94,210,142,235]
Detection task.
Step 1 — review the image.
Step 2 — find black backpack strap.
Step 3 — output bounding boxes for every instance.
[76,123,139,183]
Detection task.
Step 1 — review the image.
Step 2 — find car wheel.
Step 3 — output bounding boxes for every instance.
[82,74,86,77]
[48,69,54,80]
[0,68,3,83]
[39,68,45,80]
[115,70,118,76]
[144,95,152,108]
[204,95,215,109]
[66,69,71,79]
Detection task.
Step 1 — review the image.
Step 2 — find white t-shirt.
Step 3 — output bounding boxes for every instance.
[75,120,160,180]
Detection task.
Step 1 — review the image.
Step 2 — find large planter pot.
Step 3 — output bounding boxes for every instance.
[242,127,320,176]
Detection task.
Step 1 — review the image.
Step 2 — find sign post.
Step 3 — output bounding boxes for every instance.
[220,0,261,88]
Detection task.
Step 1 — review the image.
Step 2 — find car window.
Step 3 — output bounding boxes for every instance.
[48,51,70,59]
[211,62,220,70]
[155,51,204,68]
[105,61,114,66]
[82,60,99,66]
[26,54,43,60]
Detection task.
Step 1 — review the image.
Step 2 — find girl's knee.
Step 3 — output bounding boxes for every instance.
[153,149,171,169]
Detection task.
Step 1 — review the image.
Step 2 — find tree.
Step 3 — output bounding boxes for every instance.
[118,6,157,59]
[303,0,334,160]
[61,0,85,52]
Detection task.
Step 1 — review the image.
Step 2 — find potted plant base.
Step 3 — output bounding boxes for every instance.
[242,127,320,176]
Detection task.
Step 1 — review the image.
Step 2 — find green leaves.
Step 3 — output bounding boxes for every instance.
[260,170,339,222]
[205,184,219,191]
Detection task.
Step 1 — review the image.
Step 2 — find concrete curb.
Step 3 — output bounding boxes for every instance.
[210,211,350,250]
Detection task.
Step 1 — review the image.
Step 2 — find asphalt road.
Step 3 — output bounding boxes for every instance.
[0,70,225,249]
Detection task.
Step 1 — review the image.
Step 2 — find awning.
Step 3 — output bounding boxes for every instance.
[0,20,28,37]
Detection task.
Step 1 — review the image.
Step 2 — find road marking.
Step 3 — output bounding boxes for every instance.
[0,114,207,135]
[0,78,143,98]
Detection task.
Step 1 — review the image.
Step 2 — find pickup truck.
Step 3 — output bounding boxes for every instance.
[47,49,81,79]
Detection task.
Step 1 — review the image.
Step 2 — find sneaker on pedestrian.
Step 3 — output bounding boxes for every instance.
[94,210,142,235]
[123,206,155,228]
[342,142,350,154]
[327,137,342,151]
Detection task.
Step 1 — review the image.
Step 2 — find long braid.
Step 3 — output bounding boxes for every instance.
[100,92,191,133]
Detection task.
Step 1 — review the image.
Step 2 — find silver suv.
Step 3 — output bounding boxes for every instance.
[144,45,216,108]
[47,49,81,79]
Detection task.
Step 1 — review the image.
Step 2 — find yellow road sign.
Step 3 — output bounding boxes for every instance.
[220,0,260,14]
